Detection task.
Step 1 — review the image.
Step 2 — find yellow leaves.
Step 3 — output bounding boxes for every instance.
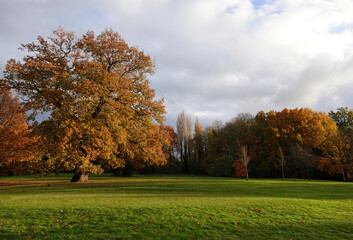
[257,108,339,170]
[263,108,336,145]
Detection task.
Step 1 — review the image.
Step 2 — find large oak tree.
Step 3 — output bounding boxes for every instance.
[4,27,169,182]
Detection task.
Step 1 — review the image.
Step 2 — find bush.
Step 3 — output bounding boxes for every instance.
[202,155,234,177]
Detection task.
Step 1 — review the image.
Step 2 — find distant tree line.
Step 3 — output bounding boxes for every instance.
[159,108,353,181]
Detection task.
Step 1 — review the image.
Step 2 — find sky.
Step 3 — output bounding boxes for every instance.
[1,0,353,128]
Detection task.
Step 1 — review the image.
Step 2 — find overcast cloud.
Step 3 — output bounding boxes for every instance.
[1,0,353,128]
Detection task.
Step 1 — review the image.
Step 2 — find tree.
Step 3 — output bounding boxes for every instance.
[233,159,247,178]
[202,125,233,177]
[325,107,353,181]
[290,144,315,181]
[278,144,286,181]
[161,124,179,170]
[239,145,251,181]
[232,114,254,181]
[4,27,169,182]
[190,117,205,173]
[256,108,338,180]
[0,82,39,175]
[177,110,192,172]
[223,113,253,166]
[328,107,353,133]
[326,132,353,181]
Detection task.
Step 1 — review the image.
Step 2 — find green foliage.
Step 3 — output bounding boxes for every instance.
[202,156,234,177]
[0,174,353,239]
[329,107,353,133]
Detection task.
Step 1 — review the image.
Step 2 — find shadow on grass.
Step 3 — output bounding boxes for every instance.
[1,175,353,201]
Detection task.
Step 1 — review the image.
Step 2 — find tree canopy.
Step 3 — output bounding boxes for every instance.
[4,27,169,181]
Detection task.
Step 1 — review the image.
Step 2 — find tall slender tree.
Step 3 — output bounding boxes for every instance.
[190,117,205,173]
[278,144,286,181]
[177,110,192,172]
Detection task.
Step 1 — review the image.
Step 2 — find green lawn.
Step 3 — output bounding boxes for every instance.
[0,174,352,239]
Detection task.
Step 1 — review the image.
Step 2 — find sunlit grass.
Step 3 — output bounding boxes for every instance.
[0,174,352,239]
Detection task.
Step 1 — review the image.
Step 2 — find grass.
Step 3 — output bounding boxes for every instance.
[0,174,353,239]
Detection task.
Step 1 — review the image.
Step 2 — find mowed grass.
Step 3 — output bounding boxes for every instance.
[0,174,353,239]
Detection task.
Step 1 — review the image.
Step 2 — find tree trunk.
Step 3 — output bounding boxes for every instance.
[342,172,346,182]
[278,145,285,181]
[70,172,89,182]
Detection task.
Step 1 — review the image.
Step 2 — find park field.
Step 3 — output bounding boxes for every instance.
[0,174,352,239]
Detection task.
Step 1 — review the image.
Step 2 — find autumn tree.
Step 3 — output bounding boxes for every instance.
[0,82,39,175]
[324,133,353,181]
[4,27,169,182]
[257,109,292,180]
[233,159,247,178]
[325,107,353,181]
[256,108,337,180]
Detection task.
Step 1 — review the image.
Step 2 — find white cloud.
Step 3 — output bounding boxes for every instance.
[1,0,353,128]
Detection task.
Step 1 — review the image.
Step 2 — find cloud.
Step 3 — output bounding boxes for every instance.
[1,0,353,128]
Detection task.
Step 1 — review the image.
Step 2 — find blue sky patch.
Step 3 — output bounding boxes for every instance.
[251,0,268,9]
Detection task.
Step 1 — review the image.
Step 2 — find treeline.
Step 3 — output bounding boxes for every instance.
[2,76,353,182]
[159,108,353,181]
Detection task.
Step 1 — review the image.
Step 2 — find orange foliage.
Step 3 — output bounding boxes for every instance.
[233,159,247,178]
[159,124,178,168]
[319,132,353,181]
[255,108,338,178]
[4,28,169,180]
[0,82,39,175]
